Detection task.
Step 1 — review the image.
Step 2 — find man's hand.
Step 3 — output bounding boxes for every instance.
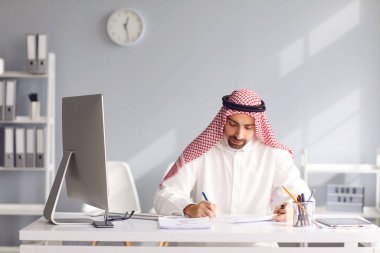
[273,202,292,222]
[183,201,217,218]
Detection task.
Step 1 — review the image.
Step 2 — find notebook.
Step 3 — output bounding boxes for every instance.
[315,218,372,228]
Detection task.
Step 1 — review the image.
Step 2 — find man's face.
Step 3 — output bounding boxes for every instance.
[224,113,255,149]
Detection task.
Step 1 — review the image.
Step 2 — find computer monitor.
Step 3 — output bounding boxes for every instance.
[43,94,113,227]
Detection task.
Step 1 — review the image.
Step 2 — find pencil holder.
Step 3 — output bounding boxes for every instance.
[292,201,315,227]
[29,101,40,120]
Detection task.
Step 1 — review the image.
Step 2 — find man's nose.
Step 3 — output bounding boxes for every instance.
[235,127,244,140]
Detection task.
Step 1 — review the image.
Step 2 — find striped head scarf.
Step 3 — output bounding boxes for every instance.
[162,89,292,182]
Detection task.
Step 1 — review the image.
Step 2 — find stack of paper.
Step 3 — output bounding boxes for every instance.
[158,216,212,229]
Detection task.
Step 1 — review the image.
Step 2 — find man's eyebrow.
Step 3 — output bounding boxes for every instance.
[227,117,238,124]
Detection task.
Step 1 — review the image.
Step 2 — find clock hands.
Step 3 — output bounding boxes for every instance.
[123,17,131,42]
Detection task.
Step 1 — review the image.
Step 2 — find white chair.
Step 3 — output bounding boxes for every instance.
[83,161,141,214]
[82,161,141,246]
[106,161,141,214]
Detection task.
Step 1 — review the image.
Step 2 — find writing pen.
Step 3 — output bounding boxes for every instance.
[202,191,209,201]
[306,189,316,203]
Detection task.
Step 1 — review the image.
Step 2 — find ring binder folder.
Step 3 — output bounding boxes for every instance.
[15,128,26,167]
[26,34,37,74]
[5,80,16,121]
[37,34,47,74]
[36,128,44,167]
[0,80,4,120]
[4,127,14,168]
[26,128,36,168]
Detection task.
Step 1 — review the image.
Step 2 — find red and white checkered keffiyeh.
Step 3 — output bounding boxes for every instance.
[162,89,292,182]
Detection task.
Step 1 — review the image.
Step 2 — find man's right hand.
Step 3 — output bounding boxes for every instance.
[183,201,217,218]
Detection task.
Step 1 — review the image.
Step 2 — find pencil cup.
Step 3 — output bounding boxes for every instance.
[292,201,315,227]
[29,101,40,120]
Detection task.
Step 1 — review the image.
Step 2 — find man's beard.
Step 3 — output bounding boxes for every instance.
[227,136,247,149]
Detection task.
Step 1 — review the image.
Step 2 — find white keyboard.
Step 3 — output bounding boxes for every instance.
[88,210,163,220]
[131,213,163,220]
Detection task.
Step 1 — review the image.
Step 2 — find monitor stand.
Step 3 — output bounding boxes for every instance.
[43,150,112,226]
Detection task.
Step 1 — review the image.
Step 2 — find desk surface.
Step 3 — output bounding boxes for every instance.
[20,213,380,244]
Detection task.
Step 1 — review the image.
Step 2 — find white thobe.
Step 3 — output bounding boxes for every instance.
[154,137,311,216]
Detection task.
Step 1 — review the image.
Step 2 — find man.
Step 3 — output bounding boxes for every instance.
[154,89,311,222]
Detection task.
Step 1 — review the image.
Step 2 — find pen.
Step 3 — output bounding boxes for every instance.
[202,192,209,201]
[306,189,316,203]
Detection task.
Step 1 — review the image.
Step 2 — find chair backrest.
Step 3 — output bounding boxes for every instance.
[82,161,141,214]
[106,161,141,213]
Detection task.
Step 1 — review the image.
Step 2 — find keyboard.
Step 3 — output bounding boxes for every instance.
[131,212,164,220]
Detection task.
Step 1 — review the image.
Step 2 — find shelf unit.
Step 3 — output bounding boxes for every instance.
[0,53,55,216]
[301,149,380,217]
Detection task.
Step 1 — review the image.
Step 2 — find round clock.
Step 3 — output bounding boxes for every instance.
[106,8,144,46]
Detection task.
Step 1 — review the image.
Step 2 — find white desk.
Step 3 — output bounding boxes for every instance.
[20,213,380,253]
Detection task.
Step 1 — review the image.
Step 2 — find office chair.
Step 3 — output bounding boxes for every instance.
[82,161,141,246]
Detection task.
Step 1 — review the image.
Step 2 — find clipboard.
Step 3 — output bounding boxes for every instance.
[315,218,372,228]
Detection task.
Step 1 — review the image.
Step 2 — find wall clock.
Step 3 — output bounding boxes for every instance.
[106,8,144,46]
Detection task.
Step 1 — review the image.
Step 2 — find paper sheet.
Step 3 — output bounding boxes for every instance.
[158,216,212,229]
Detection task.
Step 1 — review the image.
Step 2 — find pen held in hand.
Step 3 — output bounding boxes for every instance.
[202,191,209,201]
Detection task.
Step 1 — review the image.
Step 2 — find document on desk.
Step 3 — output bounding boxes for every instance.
[158,216,212,229]
[214,214,275,223]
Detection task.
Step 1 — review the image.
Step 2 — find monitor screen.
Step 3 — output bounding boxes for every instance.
[43,94,112,227]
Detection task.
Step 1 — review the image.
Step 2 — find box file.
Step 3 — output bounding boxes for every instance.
[26,128,36,167]
[5,80,16,121]
[26,34,37,74]
[4,127,14,168]
[15,128,26,167]
[37,34,47,74]
[36,128,44,167]
[0,80,4,120]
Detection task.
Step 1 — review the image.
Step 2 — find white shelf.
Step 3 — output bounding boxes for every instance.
[0,167,46,172]
[305,163,380,174]
[0,71,47,79]
[302,149,380,211]
[0,204,44,215]
[0,53,55,222]
[0,246,19,253]
[0,116,47,124]
[316,206,380,219]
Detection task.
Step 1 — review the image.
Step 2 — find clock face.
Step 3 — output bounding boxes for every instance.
[107,8,144,46]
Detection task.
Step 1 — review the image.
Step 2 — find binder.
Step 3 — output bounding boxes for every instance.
[26,128,36,167]
[26,34,37,73]
[37,34,47,74]
[0,128,4,166]
[36,128,44,167]
[15,128,26,167]
[4,127,14,168]
[0,80,4,120]
[5,79,16,121]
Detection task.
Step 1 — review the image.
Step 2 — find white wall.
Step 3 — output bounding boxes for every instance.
[0,0,379,245]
